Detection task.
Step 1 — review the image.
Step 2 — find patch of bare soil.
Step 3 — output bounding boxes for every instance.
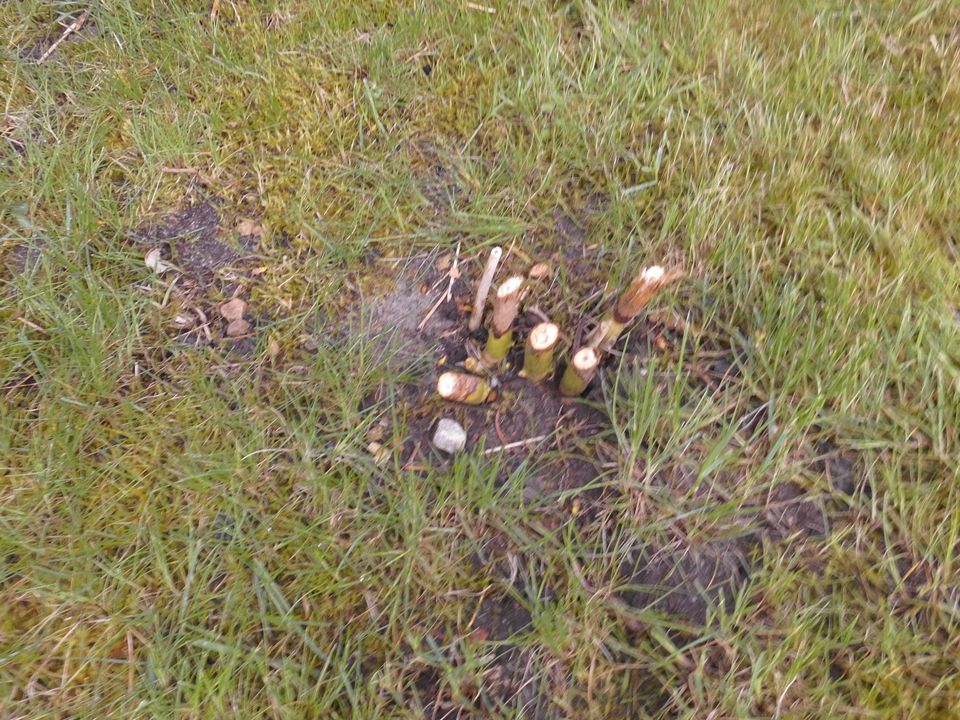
[404,588,556,718]
[813,438,864,496]
[134,201,254,279]
[364,265,613,518]
[764,482,828,540]
[364,276,471,368]
[619,540,751,624]
[418,648,552,719]
[2,240,43,277]
[474,592,533,642]
[130,201,267,353]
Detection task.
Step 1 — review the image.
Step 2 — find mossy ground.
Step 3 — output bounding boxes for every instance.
[2,1,960,717]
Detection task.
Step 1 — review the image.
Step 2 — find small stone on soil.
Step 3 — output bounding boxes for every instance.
[226,318,251,337]
[433,418,467,453]
[220,298,246,322]
[236,219,263,237]
[527,262,551,280]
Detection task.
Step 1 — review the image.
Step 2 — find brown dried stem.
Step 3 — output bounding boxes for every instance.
[587,265,681,350]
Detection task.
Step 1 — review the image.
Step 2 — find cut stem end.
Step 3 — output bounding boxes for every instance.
[522,322,559,382]
[560,347,599,396]
[437,371,494,405]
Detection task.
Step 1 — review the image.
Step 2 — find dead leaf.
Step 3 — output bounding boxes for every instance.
[226,318,251,337]
[436,253,452,272]
[220,298,247,322]
[363,589,381,621]
[267,336,280,361]
[881,35,903,56]
[145,248,170,274]
[173,312,194,329]
[366,441,389,465]
[237,219,263,237]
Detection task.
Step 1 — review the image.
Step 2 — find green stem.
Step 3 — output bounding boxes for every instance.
[559,347,599,397]
[482,330,513,365]
[521,322,559,382]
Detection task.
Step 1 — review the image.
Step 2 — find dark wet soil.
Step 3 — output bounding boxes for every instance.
[765,481,828,540]
[127,201,268,352]
[813,439,864,496]
[619,540,751,624]
[133,201,256,280]
[474,592,533,643]
[364,260,613,519]
[3,240,43,276]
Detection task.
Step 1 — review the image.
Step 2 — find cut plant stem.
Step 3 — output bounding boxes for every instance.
[468,246,502,331]
[483,330,513,365]
[489,275,524,336]
[587,265,679,351]
[437,371,494,405]
[522,322,559,382]
[560,347,599,397]
[482,275,524,364]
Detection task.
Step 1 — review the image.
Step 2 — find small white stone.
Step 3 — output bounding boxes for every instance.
[432,418,466,453]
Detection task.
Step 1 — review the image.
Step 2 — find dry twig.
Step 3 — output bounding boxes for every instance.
[37,9,90,65]
[468,246,502,331]
[418,243,461,331]
[483,434,549,455]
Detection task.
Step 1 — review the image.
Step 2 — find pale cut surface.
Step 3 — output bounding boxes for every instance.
[529,322,559,350]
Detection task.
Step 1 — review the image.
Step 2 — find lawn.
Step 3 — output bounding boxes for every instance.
[2,1,959,717]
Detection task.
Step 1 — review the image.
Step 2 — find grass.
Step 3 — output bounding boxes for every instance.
[2,0,960,717]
